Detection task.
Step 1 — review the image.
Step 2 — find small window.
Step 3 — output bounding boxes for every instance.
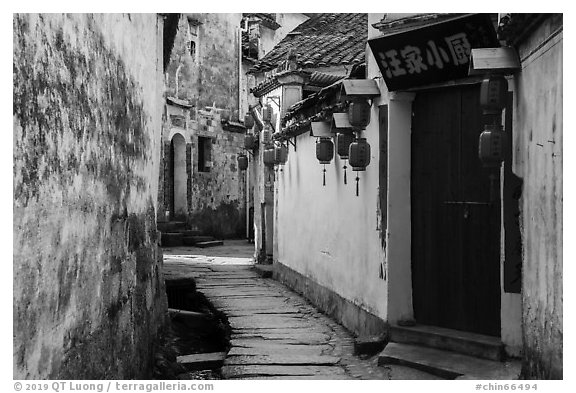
[189,41,196,59]
[198,136,212,172]
[187,20,199,62]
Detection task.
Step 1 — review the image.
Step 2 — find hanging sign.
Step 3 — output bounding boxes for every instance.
[368,14,498,91]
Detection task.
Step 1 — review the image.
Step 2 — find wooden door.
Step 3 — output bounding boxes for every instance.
[411,84,501,336]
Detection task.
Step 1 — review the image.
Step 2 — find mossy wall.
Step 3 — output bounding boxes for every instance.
[13,13,167,379]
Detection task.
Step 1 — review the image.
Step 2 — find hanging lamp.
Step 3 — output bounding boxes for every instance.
[336,133,354,184]
[348,137,371,196]
[316,137,334,186]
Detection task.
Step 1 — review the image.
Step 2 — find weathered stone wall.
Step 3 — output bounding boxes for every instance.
[13,13,167,379]
[188,108,246,238]
[511,15,563,379]
[166,13,241,119]
[160,14,247,237]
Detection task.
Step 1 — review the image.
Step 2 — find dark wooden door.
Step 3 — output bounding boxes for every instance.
[411,84,501,336]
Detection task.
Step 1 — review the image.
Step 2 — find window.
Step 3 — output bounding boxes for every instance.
[189,41,196,59]
[170,114,186,129]
[198,136,212,172]
[188,19,199,62]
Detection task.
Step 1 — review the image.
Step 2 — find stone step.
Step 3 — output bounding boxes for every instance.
[182,236,215,246]
[378,342,521,380]
[181,229,203,237]
[157,221,187,233]
[177,352,227,371]
[354,334,387,356]
[224,354,341,366]
[196,240,224,248]
[253,264,274,278]
[161,232,184,247]
[390,324,504,361]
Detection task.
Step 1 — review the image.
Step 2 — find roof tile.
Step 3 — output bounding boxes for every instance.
[248,13,367,74]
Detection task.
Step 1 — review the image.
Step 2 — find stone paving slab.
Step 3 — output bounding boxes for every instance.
[221,365,350,378]
[229,338,333,349]
[242,375,353,380]
[221,309,302,316]
[227,343,330,356]
[163,245,391,380]
[232,326,333,336]
[225,354,341,366]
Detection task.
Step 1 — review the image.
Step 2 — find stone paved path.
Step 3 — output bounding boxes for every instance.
[163,241,392,380]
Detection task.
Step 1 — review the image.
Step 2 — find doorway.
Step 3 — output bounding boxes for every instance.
[170,133,187,219]
[411,84,501,336]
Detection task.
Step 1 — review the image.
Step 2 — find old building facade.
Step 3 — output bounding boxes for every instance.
[13,13,172,379]
[158,13,247,238]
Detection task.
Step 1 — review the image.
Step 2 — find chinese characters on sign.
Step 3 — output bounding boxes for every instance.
[369,14,499,91]
[378,33,471,78]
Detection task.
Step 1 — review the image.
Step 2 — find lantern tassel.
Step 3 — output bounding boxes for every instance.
[355,172,360,197]
[323,165,326,186]
[343,161,348,185]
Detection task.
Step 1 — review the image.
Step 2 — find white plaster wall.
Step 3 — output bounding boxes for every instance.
[260,13,309,56]
[511,18,562,378]
[276,127,387,319]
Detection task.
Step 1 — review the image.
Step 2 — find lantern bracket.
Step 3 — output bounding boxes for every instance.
[287,137,297,151]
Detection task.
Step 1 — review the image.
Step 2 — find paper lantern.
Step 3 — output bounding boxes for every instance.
[263,147,276,167]
[244,134,257,150]
[274,144,288,165]
[237,153,248,171]
[244,113,255,129]
[349,138,371,171]
[316,137,334,165]
[348,99,371,129]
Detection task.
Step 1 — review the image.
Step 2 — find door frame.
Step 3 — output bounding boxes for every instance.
[384,85,515,339]
[409,83,501,336]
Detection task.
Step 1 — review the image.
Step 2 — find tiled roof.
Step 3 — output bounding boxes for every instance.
[243,13,281,30]
[251,70,346,97]
[242,30,259,60]
[497,13,554,45]
[248,13,367,74]
[372,13,453,35]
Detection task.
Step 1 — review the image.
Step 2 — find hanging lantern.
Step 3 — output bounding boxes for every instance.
[263,147,276,168]
[244,112,255,129]
[262,104,273,122]
[237,153,248,171]
[261,125,272,145]
[316,137,334,164]
[349,138,371,171]
[480,76,508,116]
[478,124,506,167]
[244,134,257,150]
[337,133,354,159]
[337,133,354,185]
[274,144,288,165]
[348,99,371,129]
[316,137,334,187]
[349,138,371,196]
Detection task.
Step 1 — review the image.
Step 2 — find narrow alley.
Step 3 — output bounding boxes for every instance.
[12,12,563,385]
[163,241,436,380]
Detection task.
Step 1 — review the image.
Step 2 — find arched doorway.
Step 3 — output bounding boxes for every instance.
[170,133,187,219]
